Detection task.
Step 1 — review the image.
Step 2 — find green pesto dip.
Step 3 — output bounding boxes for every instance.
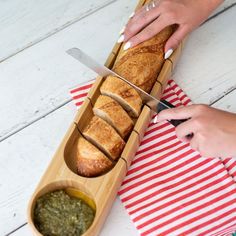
[34,190,95,236]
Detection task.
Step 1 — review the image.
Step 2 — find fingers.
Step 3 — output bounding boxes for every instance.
[124,15,172,49]
[120,1,191,52]
[164,25,189,52]
[124,5,161,42]
[156,105,200,122]
[156,104,213,155]
[175,119,195,142]
[189,137,199,153]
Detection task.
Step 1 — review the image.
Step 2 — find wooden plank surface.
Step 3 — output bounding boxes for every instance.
[1,0,236,235]
[0,0,136,141]
[0,102,75,235]
[0,100,138,236]
[0,0,235,141]
[9,198,138,236]
[174,4,236,105]
[0,0,118,63]
[5,89,236,236]
[212,90,236,112]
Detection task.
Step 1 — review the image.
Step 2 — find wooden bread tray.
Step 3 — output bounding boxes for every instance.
[27,0,184,235]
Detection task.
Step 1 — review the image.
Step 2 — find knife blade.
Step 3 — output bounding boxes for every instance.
[66,47,188,127]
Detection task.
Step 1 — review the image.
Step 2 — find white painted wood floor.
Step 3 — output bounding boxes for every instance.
[0,0,236,235]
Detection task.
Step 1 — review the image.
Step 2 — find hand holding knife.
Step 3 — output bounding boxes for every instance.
[66,47,189,129]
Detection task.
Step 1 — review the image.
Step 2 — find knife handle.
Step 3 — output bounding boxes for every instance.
[157,100,188,127]
[157,100,193,139]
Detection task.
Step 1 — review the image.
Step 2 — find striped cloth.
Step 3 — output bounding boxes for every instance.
[70,79,236,236]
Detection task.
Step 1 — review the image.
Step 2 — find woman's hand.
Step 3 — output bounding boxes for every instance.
[155,104,236,158]
[119,0,223,58]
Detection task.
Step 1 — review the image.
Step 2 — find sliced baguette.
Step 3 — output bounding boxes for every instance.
[100,75,142,118]
[93,95,134,139]
[76,137,113,177]
[113,26,174,93]
[83,116,125,161]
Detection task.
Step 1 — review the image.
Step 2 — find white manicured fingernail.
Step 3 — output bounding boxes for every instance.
[153,115,158,123]
[119,26,125,35]
[164,49,173,59]
[129,12,135,18]
[117,34,124,43]
[124,42,131,50]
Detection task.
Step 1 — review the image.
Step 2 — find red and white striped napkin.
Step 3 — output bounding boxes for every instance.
[70,79,236,236]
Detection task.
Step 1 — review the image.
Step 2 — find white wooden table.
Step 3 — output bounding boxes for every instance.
[1,1,236,235]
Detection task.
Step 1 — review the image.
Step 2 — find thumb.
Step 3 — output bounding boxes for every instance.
[164,25,189,54]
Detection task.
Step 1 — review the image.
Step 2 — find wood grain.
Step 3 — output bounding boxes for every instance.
[212,89,236,112]
[0,0,137,141]
[1,0,236,235]
[28,1,149,235]
[9,197,139,236]
[0,100,138,236]
[0,0,118,63]
[1,1,235,142]
[173,5,236,105]
[0,102,76,235]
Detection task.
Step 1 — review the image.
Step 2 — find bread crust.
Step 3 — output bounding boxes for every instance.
[83,116,125,160]
[93,95,134,139]
[76,26,174,176]
[113,26,174,93]
[100,75,142,118]
[76,137,113,177]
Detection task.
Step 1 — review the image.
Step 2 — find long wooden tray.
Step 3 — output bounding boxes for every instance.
[27,0,183,235]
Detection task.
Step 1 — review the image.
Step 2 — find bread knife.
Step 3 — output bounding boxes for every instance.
[66,47,187,127]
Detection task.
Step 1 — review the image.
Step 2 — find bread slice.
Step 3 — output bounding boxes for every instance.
[113,26,174,93]
[100,75,142,118]
[93,95,134,139]
[76,137,113,177]
[83,116,125,160]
